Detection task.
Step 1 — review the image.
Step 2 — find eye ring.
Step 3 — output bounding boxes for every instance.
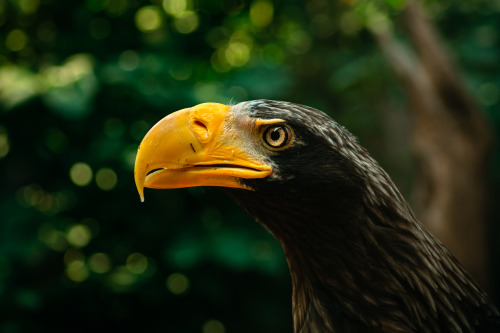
[262,124,293,150]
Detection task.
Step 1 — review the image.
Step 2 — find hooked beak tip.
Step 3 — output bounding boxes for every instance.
[137,178,146,202]
[135,170,146,202]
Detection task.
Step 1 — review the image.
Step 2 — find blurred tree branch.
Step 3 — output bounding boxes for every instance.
[370,0,493,289]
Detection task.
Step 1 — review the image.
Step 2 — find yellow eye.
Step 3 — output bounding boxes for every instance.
[263,125,293,150]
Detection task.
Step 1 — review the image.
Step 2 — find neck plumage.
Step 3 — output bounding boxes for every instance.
[227,171,498,332]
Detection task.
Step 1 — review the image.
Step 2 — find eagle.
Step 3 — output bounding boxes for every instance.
[134,100,499,332]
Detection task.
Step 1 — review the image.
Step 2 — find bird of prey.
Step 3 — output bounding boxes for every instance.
[134,100,499,332]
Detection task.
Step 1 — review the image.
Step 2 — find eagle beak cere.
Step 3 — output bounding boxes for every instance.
[134,103,272,201]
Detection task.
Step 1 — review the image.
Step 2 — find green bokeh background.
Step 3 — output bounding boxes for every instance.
[1,0,499,332]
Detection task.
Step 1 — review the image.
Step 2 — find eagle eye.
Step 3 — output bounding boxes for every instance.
[262,125,293,150]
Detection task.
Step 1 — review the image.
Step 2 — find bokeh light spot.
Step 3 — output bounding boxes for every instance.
[250,0,273,27]
[118,50,140,71]
[19,186,72,215]
[210,51,232,73]
[163,0,187,16]
[126,253,148,274]
[166,272,190,295]
[95,168,118,191]
[109,267,138,286]
[135,6,163,33]
[193,82,224,103]
[0,133,9,159]
[287,30,312,54]
[340,11,362,35]
[19,184,43,207]
[70,162,93,187]
[105,0,128,15]
[19,0,40,13]
[67,224,92,248]
[173,11,199,34]
[0,64,38,108]
[6,29,28,52]
[66,260,89,282]
[38,223,67,251]
[225,42,251,67]
[89,253,111,274]
[202,319,226,333]
[42,54,95,92]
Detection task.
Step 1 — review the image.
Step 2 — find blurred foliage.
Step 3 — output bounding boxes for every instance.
[0,0,499,332]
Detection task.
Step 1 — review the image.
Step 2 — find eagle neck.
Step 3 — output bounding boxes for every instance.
[227,186,496,332]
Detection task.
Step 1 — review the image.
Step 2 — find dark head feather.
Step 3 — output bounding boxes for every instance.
[225,100,499,332]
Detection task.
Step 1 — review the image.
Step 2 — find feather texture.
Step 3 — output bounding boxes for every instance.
[226,100,499,332]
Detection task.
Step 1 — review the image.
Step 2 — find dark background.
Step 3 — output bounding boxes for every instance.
[1,0,499,332]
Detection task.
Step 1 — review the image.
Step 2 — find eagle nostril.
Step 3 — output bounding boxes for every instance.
[191,119,209,142]
[193,120,207,131]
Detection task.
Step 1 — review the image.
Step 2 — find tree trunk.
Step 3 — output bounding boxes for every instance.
[371,1,493,289]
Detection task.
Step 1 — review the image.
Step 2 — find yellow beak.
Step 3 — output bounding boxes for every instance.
[134,103,272,201]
